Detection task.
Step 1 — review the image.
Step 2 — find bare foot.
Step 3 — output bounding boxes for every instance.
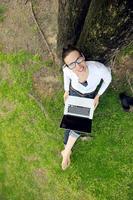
[61,150,71,170]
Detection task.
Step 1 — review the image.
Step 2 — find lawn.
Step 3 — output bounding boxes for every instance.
[0,51,133,200]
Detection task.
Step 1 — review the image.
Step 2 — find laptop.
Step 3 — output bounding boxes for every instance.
[60,96,94,133]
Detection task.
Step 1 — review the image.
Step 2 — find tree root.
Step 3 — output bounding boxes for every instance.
[28,92,50,120]
[25,0,55,64]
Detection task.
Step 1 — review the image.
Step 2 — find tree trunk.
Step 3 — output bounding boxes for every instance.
[57,0,91,59]
[77,0,133,63]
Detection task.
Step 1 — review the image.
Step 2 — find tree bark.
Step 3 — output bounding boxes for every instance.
[57,0,91,59]
[77,0,133,63]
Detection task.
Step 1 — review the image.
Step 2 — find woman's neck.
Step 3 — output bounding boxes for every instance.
[78,66,89,83]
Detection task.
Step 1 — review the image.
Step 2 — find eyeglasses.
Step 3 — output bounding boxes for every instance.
[64,54,85,70]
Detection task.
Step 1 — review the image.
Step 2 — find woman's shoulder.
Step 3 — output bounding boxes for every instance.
[62,65,72,76]
[86,61,107,71]
[86,60,105,67]
[62,65,68,72]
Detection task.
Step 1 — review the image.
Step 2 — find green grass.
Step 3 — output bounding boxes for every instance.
[0,51,133,200]
[0,5,7,22]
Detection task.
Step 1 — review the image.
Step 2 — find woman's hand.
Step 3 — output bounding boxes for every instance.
[94,95,100,110]
[63,91,69,103]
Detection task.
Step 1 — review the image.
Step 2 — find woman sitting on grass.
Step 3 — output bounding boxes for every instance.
[61,45,112,170]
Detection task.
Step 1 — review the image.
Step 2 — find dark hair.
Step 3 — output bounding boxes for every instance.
[62,44,82,61]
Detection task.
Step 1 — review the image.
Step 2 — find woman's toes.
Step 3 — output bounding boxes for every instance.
[62,159,68,170]
[61,151,71,170]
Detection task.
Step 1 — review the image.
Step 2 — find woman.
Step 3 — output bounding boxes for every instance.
[61,45,112,170]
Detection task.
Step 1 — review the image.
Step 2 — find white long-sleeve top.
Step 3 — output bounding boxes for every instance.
[63,61,112,96]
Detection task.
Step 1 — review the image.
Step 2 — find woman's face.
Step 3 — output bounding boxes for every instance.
[64,50,87,75]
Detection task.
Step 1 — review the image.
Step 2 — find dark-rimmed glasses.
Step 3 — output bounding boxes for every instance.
[63,54,85,70]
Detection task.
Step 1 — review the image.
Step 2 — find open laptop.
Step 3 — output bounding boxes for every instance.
[60,96,94,133]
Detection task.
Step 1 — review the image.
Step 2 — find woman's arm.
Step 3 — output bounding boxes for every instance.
[63,69,70,103]
[97,63,112,96]
[94,94,100,110]
[94,62,112,109]
[63,70,71,92]
[63,91,69,103]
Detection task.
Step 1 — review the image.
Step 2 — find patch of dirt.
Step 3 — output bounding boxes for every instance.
[23,155,40,162]
[32,168,48,186]
[113,56,133,78]
[0,0,59,62]
[111,55,133,90]
[0,63,14,85]
[0,99,17,118]
[32,67,62,99]
[33,0,58,56]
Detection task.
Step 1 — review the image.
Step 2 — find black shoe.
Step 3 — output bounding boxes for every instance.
[119,92,133,111]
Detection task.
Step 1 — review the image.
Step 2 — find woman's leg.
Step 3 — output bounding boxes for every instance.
[64,129,70,146]
[61,130,80,170]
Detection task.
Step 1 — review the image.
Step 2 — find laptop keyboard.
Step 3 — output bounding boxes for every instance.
[68,105,90,116]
